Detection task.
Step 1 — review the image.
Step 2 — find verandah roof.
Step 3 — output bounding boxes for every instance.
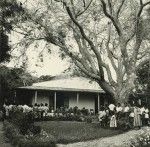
[18,77,104,93]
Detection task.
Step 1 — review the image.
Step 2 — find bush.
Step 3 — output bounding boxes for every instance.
[117,117,131,131]
[4,120,56,147]
[9,108,34,135]
[85,116,93,123]
[30,125,41,135]
[129,128,150,147]
[43,114,83,122]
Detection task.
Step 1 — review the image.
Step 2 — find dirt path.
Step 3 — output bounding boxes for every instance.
[57,128,147,147]
[0,122,12,147]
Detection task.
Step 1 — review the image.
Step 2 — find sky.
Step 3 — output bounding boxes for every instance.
[5,0,72,77]
[7,32,70,77]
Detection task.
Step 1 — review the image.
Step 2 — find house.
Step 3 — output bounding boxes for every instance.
[16,76,112,113]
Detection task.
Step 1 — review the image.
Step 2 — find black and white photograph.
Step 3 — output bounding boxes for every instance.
[1,0,150,146]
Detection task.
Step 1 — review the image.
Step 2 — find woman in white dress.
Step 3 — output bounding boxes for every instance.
[134,104,142,129]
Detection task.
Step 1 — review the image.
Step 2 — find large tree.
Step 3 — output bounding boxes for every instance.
[0,0,23,62]
[0,65,37,106]
[13,0,150,103]
[0,0,24,107]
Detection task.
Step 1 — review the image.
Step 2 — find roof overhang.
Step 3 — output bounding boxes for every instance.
[17,86,104,93]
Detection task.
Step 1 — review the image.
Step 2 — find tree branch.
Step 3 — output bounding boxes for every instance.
[130,0,150,63]
[116,0,126,18]
[76,0,93,17]
[63,2,105,80]
[100,0,122,36]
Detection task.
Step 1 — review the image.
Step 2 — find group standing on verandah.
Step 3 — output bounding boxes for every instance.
[98,102,149,129]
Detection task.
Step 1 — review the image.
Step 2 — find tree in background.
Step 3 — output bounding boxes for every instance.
[12,0,150,103]
[37,75,54,82]
[0,0,24,107]
[0,65,37,106]
[136,60,150,94]
[0,0,23,62]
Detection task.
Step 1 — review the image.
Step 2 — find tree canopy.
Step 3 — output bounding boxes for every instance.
[136,60,150,93]
[0,65,37,105]
[11,0,150,103]
[0,0,23,63]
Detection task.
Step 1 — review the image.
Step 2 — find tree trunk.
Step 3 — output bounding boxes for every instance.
[114,88,132,104]
[98,80,115,97]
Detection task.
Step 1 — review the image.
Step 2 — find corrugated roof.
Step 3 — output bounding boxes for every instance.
[18,77,104,93]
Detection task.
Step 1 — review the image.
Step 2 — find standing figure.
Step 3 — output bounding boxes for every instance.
[116,103,123,120]
[134,104,142,129]
[110,112,117,129]
[144,106,149,126]
[98,106,106,127]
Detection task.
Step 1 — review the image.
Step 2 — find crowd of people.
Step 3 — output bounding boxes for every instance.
[2,101,150,130]
[98,102,150,129]
[2,103,50,120]
[2,103,94,120]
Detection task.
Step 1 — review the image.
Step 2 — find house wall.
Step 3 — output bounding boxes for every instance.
[30,91,103,113]
[31,91,50,105]
[69,92,96,111]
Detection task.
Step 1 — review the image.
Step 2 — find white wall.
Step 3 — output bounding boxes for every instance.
[32,91,49,105]
[69,93,95,111]
[31,91,97,111]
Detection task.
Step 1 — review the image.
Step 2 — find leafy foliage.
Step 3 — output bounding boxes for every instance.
[0,0,24,63]
[0,32,11,62]
[136,60,150,93]
[11,0,150,103]
[38,75,54,82]
[4,120,56,147]
[0,65,37,105]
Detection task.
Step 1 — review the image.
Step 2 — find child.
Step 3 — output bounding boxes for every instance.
[110,112,117,129]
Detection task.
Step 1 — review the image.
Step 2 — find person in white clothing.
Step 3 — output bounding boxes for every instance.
[116,103,123,112]
[116,103,122,119]
[129,105,134,128]
[140,105,146,115]
[109,104,115,111]
[98,107,106,126]
[124,103,130,113]
[110,111,117,129]
[140,105,146,125]
[144,105,149,126]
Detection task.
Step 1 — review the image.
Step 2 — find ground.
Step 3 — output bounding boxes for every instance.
[57,128,148,147]
[35,121,122,144]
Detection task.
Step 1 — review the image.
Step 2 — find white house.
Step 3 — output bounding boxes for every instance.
[16,76,112,113]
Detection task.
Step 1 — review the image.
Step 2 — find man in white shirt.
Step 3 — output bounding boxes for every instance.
[109,104,115,111]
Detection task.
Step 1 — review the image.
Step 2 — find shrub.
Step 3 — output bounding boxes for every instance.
[117,117,131,131]
[43,114,83,122]
[9,108,34,135]
[30,125,41,135]
[3,121,24,146]
[4,120,56,147]
[129,128,150,147]
[85,116,92,123]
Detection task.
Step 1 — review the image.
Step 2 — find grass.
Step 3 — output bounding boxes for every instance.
[35,121,123,144]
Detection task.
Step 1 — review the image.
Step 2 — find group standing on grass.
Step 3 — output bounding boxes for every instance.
[2,103,49,120]
[98,102,149,129]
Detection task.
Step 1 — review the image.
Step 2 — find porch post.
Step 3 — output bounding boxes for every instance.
[76,93,79,106]
[14,91,16,103]
[54,92,57,110]
[97,93,100,112]
[35,91,37,103]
